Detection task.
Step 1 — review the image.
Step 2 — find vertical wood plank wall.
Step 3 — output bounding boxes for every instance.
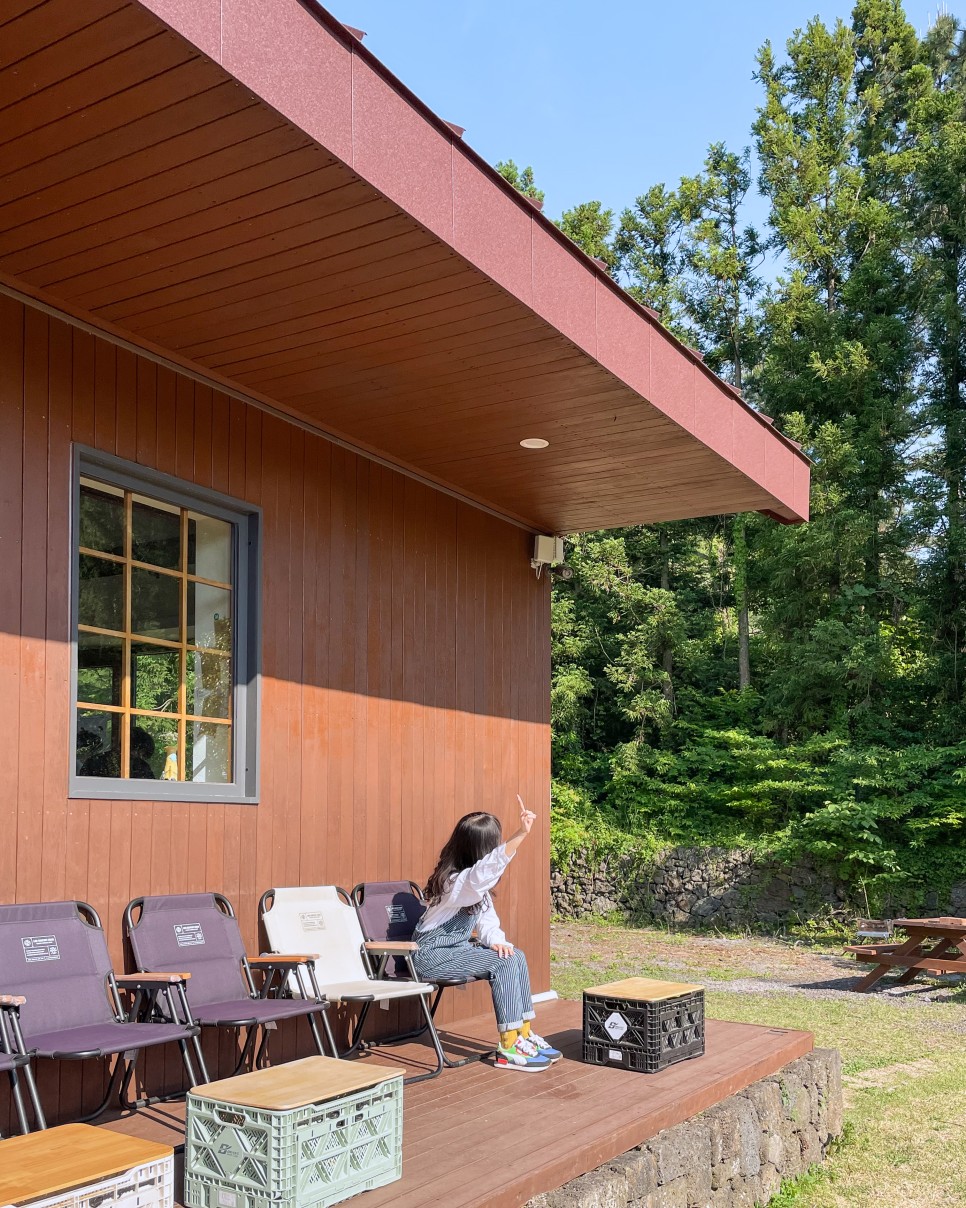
[0,296,551,1123]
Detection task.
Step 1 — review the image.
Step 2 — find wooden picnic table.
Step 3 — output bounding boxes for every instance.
[846,916,966,992]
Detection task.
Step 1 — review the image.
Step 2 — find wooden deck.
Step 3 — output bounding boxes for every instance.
[98,999,812,1207]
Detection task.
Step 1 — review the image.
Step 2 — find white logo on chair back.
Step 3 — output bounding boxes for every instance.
[174,923,205,947]
[22,935,60,963]
[604,1011,628,1040]
[299,911,327,931]
[386,904,408,924]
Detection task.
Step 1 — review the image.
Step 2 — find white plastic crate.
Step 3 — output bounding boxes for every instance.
[184,1073,403,1208]
[13,1157,173,1208]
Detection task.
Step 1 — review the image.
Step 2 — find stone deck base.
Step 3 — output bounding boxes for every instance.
[527,1048,843,1207]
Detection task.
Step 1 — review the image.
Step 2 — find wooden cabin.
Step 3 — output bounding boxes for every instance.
[0,0,809,1141]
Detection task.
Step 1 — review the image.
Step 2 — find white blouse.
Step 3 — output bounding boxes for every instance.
[417,843,514,948]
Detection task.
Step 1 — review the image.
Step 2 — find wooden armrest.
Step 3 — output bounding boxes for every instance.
[116,972,190,985]
[249,953,319,965]
[0,994,26,1007]
[365,941,418,954]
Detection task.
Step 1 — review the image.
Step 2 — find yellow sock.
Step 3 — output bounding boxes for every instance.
[520,1021,532,1040]
[500,1029,518,1050]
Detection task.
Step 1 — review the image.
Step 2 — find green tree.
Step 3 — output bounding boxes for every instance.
[614,184,691,335]
[495,159,545,204]
[753,12,921,738]
[556,200,617,271]
[906,17,966,723]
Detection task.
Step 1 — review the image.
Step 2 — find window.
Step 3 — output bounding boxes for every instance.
[70,449,260,802]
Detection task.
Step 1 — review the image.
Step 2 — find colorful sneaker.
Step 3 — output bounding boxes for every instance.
[526,1031,563,1062]
[495,1038,551,1072]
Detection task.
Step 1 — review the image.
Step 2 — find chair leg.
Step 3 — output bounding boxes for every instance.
[320,1008,340,1059]
[431,988,492,1069]
[307,1009,328,1057]
[372,984,445,1046]
[190,1032,210,1084]
[339,1001,374,1058]
[232,1026,260,1075]
[7,1017,46,1130]
[7,1067,31,1134]
[253,1027,272,1070]
[397,993,446,1085]
[76,1053,128,1122]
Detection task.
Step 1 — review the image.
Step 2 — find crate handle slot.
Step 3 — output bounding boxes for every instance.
[215,1108,247,1126]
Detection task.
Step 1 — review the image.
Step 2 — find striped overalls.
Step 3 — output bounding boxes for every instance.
[413,903,535,1032]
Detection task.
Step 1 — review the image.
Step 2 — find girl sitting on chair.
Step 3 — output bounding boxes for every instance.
[413,797,562,1072]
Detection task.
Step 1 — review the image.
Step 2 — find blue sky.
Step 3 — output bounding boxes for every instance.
[338,0,944,230]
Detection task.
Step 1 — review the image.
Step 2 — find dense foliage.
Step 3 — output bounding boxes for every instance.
[513,1,966,911]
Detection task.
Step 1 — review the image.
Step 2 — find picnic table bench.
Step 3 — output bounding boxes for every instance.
[845,916,966,992]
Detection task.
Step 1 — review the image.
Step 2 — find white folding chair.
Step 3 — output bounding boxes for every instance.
[259,885,446,1083]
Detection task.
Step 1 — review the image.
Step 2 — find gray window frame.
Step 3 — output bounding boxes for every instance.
[69,446,261,804]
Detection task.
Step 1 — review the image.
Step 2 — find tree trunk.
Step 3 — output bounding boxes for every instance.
[659,526,676,713]
[733,515,752,691]
[937,242,966,701]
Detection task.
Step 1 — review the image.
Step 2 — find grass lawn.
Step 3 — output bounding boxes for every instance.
[550,919,966,1207]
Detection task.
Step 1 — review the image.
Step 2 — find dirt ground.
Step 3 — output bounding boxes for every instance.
[550,918,966,1007]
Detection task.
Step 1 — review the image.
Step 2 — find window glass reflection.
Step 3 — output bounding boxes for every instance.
[78,555,124,632]
[131,567,181,642]
[132,496,181,570]
[79,481,124,556]
[77,632,123,706]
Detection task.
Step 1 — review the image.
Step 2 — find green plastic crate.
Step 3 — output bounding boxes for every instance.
[184,1074,403,1208]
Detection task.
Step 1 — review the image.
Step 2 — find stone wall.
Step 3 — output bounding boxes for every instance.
[527,1047,843,1207]
[550,846,851,930]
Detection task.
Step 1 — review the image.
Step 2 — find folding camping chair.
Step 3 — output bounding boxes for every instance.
[0,900,206,1121]
[259,886,446,1084]
[0,994,45,1135]
[124,893,329,1074]
[352,880,491,1068]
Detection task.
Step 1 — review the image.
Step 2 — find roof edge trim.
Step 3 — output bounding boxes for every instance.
[295,0,809,468]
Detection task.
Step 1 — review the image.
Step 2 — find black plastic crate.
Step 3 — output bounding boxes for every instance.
[582,980,705,1073]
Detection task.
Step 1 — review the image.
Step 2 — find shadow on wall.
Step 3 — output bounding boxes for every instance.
[0,302,551,726]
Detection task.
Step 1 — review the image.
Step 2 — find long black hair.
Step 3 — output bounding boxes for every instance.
[425,812,503,910]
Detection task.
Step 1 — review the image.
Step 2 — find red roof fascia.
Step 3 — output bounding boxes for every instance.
[132,0,809,522]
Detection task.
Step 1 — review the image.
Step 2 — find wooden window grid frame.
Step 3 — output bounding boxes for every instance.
[69,446,261,804]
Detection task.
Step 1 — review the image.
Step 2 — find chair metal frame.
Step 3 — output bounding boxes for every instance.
[0,995,46,1135]
[124,892,329,1075]
[351,880,491,1068]
[259,886,447,1084]
[0,900,208,1122]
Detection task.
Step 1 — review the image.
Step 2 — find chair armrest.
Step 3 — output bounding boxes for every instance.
[0,994,26,1007]
[116,972,190,986]
[364,941,418,954]
[249,954,319,966]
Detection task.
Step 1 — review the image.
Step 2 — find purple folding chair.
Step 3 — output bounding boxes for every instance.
[0,901,206,1122]
[124,893,330,1073]
[0,993,46,1134]
[352,880,490,1068]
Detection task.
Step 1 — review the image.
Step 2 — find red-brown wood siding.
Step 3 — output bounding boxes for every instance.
[0,295,551,1123]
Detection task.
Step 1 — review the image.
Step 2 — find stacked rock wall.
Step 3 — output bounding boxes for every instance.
[527,1047,843,1207]
[550,846,849,929]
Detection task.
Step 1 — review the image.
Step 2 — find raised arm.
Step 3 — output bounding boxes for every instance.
[504,795,536,858]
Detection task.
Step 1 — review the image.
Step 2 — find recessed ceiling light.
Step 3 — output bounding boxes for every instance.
[520,437,549,449]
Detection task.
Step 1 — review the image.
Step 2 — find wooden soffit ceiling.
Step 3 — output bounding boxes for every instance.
[0,0,809,532]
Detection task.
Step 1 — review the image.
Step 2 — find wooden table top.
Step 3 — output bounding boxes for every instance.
[583,977,704,1002]
[894,917,966,931]
[0,1123,171,1202]
[191,1055,402,1111]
